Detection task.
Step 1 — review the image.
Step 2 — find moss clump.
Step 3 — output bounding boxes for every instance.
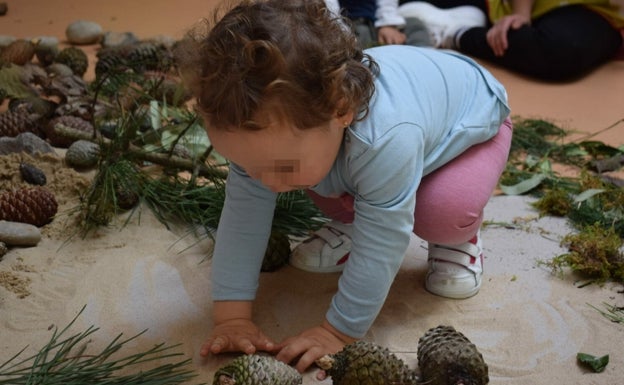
[546,224,624,283]
[532,188,572,217]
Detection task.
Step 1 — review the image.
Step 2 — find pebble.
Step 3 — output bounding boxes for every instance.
[0,132,57,156]
[66,20,103,45]
[33,36,59,47]
[0,2,7,16]
[0,220,42,247]
[101,31,139,48]
[0,35,16,48]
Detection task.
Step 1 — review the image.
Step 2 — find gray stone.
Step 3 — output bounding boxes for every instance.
[0,220,41,246]
[66,20,103,45]
[33,36,59,47]
[101,31,139,48]
[0,35,16,48]
[0,132,57,156]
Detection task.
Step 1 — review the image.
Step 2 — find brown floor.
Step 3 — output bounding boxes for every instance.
[3,0,623,146]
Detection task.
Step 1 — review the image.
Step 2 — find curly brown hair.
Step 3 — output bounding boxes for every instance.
[175,0,377,130]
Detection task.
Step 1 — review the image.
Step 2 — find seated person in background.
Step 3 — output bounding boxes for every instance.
[326,0,432,47]
[399,0,624,81]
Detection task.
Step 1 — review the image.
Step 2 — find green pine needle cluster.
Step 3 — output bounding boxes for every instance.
[0,308,202,385]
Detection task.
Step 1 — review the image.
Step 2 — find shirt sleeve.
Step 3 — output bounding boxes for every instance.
[211,163,277,301]
[326,123,424,337]
[375,0,406,27]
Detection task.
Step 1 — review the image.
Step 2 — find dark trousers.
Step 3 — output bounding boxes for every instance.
[460,5,622,81]
[400,1,623,81]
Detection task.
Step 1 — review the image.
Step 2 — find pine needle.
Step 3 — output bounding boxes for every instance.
[0,306,203,385]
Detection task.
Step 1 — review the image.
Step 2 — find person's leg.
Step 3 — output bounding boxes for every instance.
[416,117,513,298]
[413,117,513,244]
[458,5,623,81]
[403,17,433,46]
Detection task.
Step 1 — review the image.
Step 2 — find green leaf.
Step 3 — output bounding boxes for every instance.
[573,189,605,204]
[500,173,547,195]
[577,352,609,372]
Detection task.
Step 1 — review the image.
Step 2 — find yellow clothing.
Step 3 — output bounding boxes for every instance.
[487,0,624,28]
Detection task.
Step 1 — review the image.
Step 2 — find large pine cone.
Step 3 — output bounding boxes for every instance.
[0,109,42,138]
[45,115,94,147]
[0,187,58,227]
[213,354,301,385]
[0,39,36,65]
[417,325,489,385]
[317,341,419,385]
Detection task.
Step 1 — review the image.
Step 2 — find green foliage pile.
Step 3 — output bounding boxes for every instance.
[501,117,624,283]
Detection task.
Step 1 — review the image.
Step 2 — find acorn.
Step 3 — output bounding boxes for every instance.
[0,39,35,65]
[19,162,47,186]
[0,187,58,227]
[55,46,88,77]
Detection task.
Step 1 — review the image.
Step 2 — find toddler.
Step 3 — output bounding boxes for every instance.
[176,0,512,375]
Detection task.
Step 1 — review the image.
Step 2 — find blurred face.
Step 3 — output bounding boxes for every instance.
[207,113,352,193]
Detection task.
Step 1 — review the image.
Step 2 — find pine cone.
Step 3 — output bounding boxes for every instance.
[417,325,489,385]
[45,115,94,147]
[95,47,130,79]
[127,42,172,73]
[0,108,42,138]
[0,187,58,227]
[317,341,419,385]
[213,354,302,385]
[55,46,89,77]
[0,39,36,65]
[261,231,291,272]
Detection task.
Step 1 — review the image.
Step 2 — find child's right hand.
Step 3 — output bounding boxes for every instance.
[200,318,275,356]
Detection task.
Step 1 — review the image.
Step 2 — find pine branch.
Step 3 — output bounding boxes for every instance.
[0,306,204,385]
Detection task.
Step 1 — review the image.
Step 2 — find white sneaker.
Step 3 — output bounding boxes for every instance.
[425,231,483,299]
[290,220,352,273]
[398,2,486,48]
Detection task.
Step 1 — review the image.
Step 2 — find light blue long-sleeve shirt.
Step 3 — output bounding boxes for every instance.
[211,45,510,337]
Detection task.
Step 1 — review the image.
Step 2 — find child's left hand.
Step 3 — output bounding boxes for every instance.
[273,320,357,374]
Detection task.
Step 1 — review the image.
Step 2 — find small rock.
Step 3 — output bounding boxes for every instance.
[46,62,74,77]
[66,20,103,45]
[0,35,16,48]
[0,2,7,16]
[100,31,139,48]
[33,36,59,47]
[0,132,57,156]
[0,220,42,247]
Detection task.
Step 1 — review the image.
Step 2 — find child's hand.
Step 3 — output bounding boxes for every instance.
[377,26,406,45]
[274,320,357,373]
[200,318,275,356]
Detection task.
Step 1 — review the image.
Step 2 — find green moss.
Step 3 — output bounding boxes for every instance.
[546,224,624,283]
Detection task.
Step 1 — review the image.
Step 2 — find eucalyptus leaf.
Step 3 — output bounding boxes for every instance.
[573,189,605,204]
[577,352,609,373]
[500,173,547,195]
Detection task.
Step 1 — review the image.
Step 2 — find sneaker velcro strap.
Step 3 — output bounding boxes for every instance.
[429,243,481,273]
[313,227,345,249]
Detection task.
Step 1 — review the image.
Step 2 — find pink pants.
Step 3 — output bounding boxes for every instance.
[307,117,513,245]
